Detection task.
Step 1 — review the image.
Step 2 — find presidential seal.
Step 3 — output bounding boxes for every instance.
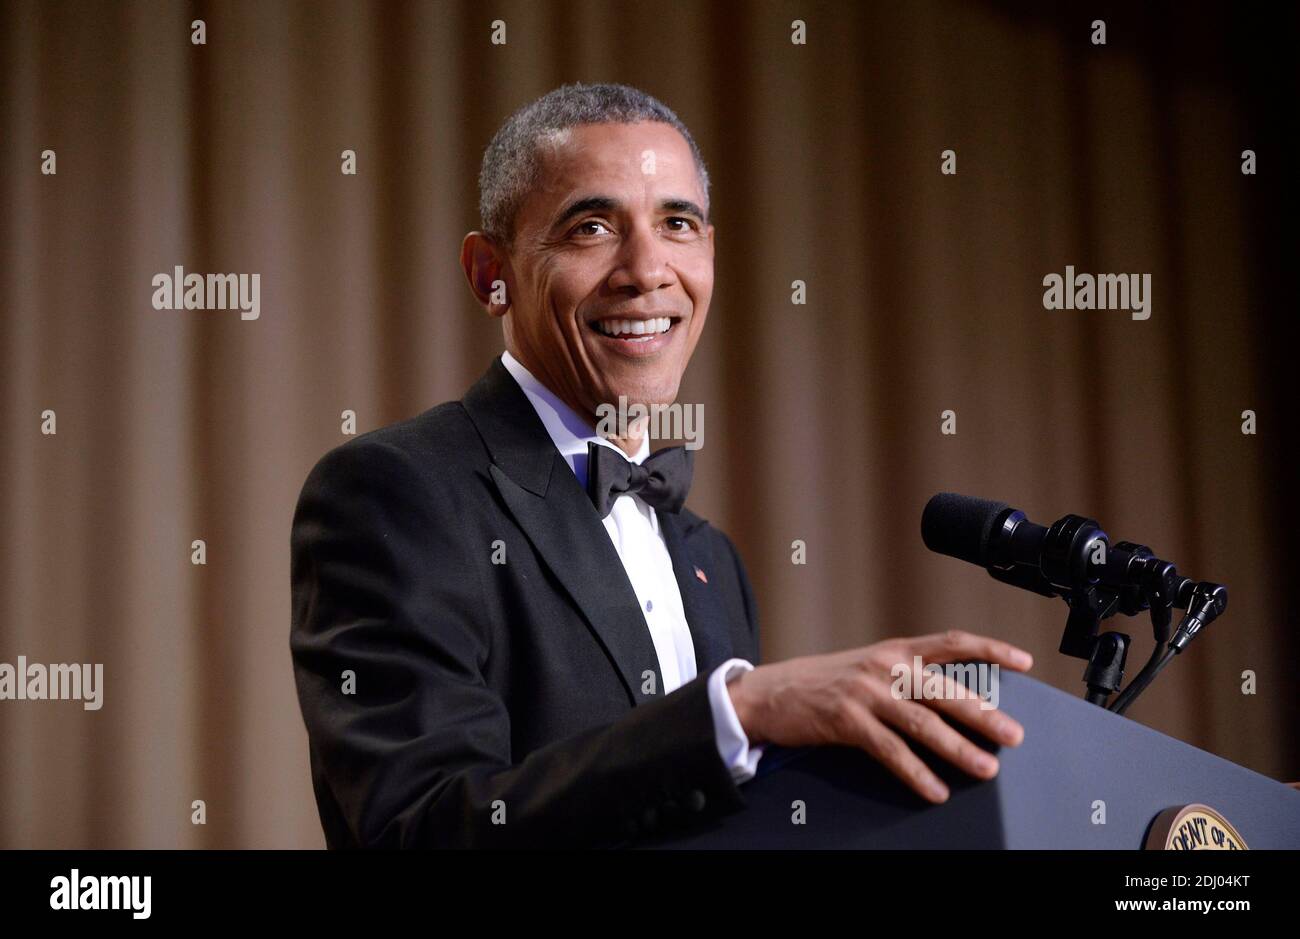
[1145,803,1248,850]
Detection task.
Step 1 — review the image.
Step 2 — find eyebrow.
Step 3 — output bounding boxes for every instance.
[551,195,708,231]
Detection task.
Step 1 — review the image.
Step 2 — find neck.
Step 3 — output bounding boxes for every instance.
[604,427,645,458]
[506,347,649,458]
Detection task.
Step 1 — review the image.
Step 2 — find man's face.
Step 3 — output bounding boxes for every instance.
[494,121,714,424]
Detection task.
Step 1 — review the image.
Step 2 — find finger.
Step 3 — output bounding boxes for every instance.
[845,705,951,804]
[911,629,1034,671]
[915,668,1025,747]
[925,671,1024,743]
[876,696,1000,781]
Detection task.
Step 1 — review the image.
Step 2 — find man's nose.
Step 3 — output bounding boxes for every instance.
[608,224,676,294]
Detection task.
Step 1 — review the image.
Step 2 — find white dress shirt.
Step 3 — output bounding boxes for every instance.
[501,351,763,783]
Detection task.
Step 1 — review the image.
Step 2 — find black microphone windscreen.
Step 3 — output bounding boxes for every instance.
[921,492,1010,566]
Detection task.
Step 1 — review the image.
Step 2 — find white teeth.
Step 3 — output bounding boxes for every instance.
[595,316,672,337]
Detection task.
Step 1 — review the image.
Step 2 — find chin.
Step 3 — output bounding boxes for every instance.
[604,378,681,410]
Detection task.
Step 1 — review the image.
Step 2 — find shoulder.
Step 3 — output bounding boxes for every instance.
[341,401,483,465]
[297,401,488,508]
[311,400,486,474]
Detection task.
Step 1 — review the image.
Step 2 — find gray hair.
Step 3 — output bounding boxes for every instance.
[477,82,711,248]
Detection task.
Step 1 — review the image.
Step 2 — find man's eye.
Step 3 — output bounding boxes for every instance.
[665,217,697,232]
[572,220,610,236]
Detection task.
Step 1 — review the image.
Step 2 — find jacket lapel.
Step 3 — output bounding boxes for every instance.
[659,509,735,674]
[463,357,663,705]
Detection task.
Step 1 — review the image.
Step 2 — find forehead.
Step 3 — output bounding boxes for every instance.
[527,121,704,207]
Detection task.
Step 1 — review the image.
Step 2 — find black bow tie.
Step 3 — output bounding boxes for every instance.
[586,441,694,519]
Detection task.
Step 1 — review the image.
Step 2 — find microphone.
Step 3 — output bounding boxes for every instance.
[921,492,1190,611]
[920,493,1013,570]
[921,492,1227,713]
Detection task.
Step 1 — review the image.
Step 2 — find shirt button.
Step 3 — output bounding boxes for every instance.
[645,599,654,612]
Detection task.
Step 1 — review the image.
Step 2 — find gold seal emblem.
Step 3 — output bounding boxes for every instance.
[1145,804,1248,850]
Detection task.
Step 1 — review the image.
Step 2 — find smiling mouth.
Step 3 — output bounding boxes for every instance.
[588,315,680,342]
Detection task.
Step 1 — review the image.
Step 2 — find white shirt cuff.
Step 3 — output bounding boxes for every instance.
[706,658,764,784]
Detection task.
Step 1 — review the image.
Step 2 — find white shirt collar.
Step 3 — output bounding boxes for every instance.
[500,350,650,489]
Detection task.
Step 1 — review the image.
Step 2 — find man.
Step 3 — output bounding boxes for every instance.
[290,82,1033,849]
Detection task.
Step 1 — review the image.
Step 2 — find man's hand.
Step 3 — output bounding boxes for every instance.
[726,630,1033,804]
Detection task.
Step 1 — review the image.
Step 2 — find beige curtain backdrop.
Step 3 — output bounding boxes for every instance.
[2,0,1295,848]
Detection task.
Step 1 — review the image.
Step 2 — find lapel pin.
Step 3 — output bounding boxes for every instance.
[694,566,708,584]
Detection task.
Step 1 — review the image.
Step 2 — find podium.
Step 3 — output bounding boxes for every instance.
[651,670,1300,848]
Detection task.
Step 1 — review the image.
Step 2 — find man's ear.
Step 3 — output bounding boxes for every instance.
[460,231,511,318]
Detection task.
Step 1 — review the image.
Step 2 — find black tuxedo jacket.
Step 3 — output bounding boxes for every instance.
[290,356,761,847]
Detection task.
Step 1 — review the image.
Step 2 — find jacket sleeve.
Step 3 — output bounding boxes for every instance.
[289,438,748,848]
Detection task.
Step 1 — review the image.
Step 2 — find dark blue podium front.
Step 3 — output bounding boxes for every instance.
[649,670,1300,848]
